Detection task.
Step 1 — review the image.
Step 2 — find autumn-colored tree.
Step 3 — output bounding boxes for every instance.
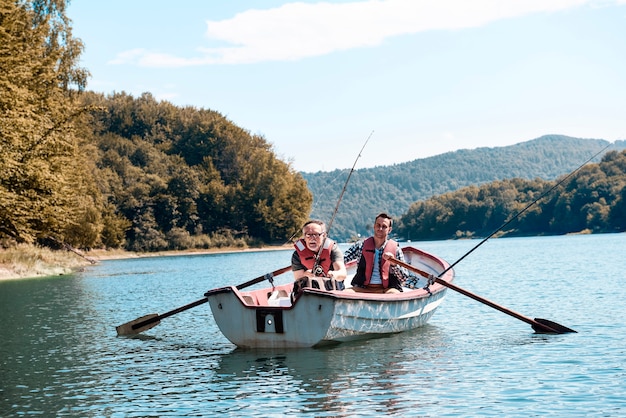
[0,0,99,247]
[77,91,312,250]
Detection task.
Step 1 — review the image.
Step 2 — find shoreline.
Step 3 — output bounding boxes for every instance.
[86,244,293,260]
[0,244,293,281]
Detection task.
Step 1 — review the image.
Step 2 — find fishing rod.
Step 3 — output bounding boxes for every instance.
[311,130,374,274]
[431,142,612,281]
[327,130,374,234]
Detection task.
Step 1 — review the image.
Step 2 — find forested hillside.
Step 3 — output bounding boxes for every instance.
[304,136,626,241]
[396,149,626,240]
[77,92,311,251]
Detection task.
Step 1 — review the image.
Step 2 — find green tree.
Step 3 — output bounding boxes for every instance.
[397,151,626,241]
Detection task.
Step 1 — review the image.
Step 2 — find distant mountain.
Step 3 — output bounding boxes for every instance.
[303,135,626,242]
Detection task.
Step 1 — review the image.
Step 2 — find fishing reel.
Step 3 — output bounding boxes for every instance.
[313,265,326,277]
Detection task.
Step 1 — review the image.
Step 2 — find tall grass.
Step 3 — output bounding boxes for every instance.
[0,244,89,279]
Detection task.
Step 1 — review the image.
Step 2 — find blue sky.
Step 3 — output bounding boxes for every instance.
[67,0,626,173]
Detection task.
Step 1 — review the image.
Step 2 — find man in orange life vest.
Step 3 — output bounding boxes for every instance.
[291,220,347,288]
[344,212,408,293]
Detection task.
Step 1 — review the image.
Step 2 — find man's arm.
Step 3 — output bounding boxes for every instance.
[384,246,409,282]
[343,240,363,263]
[329,244,347,281]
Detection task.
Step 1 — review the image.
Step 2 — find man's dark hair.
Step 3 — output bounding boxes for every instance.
[375,212,393,227]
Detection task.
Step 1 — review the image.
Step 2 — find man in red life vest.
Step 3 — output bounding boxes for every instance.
[291,220,347,289]
[344,212,408,293]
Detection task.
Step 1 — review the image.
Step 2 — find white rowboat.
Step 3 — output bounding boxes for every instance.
[204,246,454,348]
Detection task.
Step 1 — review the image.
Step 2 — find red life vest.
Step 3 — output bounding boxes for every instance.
[362,237,398,288]
[294,238,334,274]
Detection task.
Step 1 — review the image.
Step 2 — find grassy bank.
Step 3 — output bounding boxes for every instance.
[0,244,93,281]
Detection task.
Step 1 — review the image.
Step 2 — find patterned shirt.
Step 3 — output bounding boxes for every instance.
[344,239,409,284]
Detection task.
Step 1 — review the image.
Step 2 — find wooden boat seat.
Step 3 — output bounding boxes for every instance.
[242,295,256,305]
[240,289,291,306]
[305,277,325,290]
[302,277,344,291]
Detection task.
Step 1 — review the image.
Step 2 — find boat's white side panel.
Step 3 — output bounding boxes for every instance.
[323,289,448,342]
[207,289,335,348]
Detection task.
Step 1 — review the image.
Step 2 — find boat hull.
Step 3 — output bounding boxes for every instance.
[205,246,453,348]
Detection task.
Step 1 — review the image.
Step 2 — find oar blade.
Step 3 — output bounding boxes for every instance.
[116,313,160,336]
[532,318,577,334]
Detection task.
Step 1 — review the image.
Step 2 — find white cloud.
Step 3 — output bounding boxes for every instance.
[108,48,146,65]
[110,0,614,67]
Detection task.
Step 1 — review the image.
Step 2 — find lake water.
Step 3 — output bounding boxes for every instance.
[1,233,625,417]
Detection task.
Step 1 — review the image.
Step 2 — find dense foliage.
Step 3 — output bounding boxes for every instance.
[396,150,626,240]
[78,91,311,251]
[305,136,626,241]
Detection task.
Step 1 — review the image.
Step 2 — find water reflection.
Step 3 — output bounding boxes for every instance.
[212,326,450,416]
[0,275,96,416]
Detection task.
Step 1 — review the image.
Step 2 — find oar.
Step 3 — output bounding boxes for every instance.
[115,265,291,336]
[388,256,576,334]
[387,146,612,334]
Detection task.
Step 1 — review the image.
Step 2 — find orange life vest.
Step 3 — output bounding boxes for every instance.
[294,238,334,275]
[361,237,398,288]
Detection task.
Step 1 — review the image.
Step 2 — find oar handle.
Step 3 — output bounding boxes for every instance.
[387,257,563,334]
